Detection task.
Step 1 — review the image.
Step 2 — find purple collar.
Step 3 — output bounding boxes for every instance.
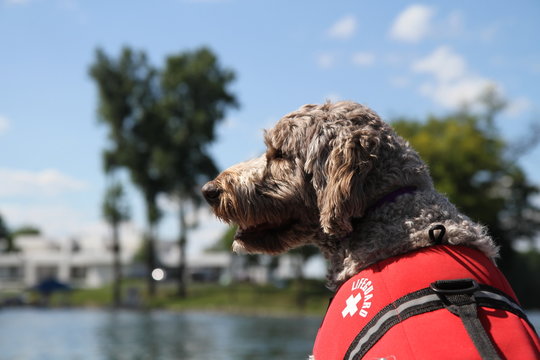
[365,186,417,214]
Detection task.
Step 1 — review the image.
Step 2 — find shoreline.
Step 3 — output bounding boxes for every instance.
[0,303,326,320]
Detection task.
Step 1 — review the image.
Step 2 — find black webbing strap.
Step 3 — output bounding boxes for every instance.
[430,279,501,360]
[344,278,533,360]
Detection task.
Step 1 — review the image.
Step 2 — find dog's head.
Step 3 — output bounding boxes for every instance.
[202,101,428,254]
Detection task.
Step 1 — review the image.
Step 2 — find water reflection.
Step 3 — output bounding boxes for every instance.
[97,311,320,360]
[0,309,320,360]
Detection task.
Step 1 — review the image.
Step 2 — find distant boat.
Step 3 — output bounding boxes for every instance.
[32,278,71,296]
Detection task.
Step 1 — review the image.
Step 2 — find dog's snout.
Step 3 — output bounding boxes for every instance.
[202,181,222,205]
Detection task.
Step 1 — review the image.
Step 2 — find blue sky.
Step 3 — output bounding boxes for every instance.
[0,0,539,256]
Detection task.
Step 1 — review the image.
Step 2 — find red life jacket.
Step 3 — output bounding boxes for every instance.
[312,245,540,360]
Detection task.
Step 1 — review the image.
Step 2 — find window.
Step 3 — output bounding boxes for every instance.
[36,266,58,281]
[0,266,23,281]
[70,266,87,280]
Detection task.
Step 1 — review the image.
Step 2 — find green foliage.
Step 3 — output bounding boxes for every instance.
[0,213,40,252]
[10,225,41,238]
[392,108,540,249]
[508,250,540,309]
[392,112,507,226]
[90,47,165,225]
[64,280,331,316]
[157,47,238,204]
[0,213,15,252]
[102,180,130,225]
[102,180,131,307]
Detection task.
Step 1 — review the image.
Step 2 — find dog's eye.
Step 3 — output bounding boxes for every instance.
[266,148,285,161]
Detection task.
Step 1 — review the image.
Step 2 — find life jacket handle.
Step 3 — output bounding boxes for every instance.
[428,224,446,245]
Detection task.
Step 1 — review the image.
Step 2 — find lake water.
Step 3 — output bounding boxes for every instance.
[0,308,538,360]
[0,309,320,360]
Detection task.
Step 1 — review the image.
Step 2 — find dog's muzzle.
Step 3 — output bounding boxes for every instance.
[201,181,222,206]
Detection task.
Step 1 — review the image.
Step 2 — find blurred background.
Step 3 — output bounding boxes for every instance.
[0,1,539,359]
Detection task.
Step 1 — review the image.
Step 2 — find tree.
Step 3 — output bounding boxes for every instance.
[11,226,40,238]
[90,46,238,298]
[102,179,130,307]
[0,214,42,252]
[90,48,166,297]
[158,47,238,297]
[0,213,15,252]
[392,92,540,306]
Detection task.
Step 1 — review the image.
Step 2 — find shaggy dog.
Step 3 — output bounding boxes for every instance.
[201,101,540,359]
[202,101,497,290]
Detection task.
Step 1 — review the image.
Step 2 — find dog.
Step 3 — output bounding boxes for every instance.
[202,101,539,359]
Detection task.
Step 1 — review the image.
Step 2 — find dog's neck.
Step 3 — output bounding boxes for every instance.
[322,185,429,291]
[321,185,497,291]
[363,186,418,215]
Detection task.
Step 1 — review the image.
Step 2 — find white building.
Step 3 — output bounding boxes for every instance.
[0,234,132,291]
[0,233,324,292]
[0,233,235,291]
[154,242,312,285]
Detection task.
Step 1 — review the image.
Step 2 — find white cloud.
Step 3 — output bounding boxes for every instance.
[0,203,88,237]
[505,97,532,117]
[412,46,498,109]
[389,4,434,43]
[352,52,375,67]
[327,15,357,40]
[0,201,144,255]
[0,115,9,135]
[0,168,87,198]
[317,52,336,69]
[418,76,496,109]
[412,45,466,82]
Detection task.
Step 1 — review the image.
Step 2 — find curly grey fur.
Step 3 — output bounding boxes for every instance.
[203,101,499,290]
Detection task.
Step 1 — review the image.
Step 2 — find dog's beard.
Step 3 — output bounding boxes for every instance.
[231,220,298,254]
[231,220,315,255]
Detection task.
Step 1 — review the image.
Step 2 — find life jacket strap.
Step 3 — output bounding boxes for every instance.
[344,278,532,360]
[431,279,501,360]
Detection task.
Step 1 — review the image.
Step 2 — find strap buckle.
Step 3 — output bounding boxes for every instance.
[430,278,479,295]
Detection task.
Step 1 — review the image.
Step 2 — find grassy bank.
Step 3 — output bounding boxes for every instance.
[49,280,332,316]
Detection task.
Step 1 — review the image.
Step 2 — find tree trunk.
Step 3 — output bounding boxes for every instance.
[177,200,188,297]
[112,221,122,307]
[146,225,157,297]
[294,253,307,309]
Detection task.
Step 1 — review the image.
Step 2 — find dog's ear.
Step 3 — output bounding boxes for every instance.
[307,128,380,237]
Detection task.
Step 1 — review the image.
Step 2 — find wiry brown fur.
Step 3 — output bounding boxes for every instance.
[203,101,498,290]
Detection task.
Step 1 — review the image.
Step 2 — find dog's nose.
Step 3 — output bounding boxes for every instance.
[201,181,222,205]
